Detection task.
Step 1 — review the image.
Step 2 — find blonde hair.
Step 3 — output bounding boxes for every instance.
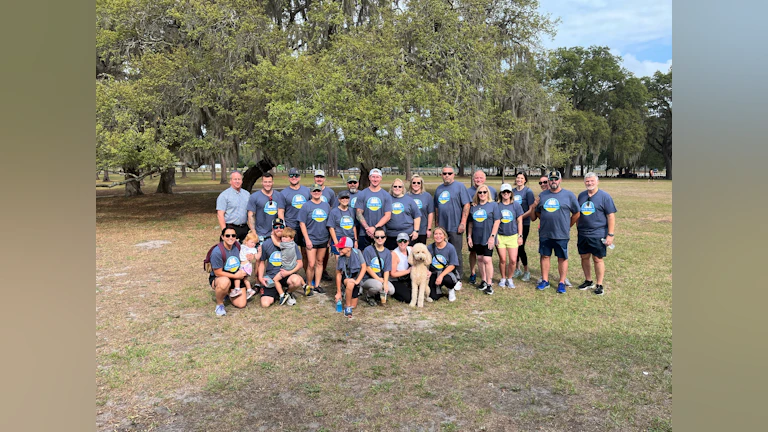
[389,178,405,197]
[244,232,260,245]
[471,184,491,206]
[281,226,297,239]
[432,226,448,242]
[408,174,424,194]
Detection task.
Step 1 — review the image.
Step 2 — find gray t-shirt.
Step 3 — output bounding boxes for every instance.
[260,238,302,278]
[386,195,421,237]
[428,242,459,273]
[280,185,311,229]
[337,248,364,277]
[355,188,393,236]
[434,181,471,232]
[279,240,298,271]
[246,190,287,237]
[497,201,525,236]
[512,186,535,225]
[577,189,618,238]
[297,200,331,244]
[536,189,580,240]
[408,191,434,235]
[209,243,241,277]
[362,245,392,281]
[216,187,251,225]
[328,207,357,240]
[469,202,501,246]
[320,186,336,208]
[348,191,360,210]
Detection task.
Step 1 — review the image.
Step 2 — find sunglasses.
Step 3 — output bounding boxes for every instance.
[347,181,358,184]
[288,174,299,178]
[501,190,512,193]
[223,234,237,238]
[397,239,409,243]
[538,181,548,185]
[273,225,284,229]
[442,172,454,175]
[374,235,386,239]
[477,191,488,195]
[393,185,403,188]
[339,196,350,199]
[412,181,422,185]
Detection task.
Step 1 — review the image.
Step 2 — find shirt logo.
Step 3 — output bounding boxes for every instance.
[320,195,329,203]
[340,215,354,230]
[438,191,450,205]
[224,256,240,273]
[513,194,522,204]
[392,202,405,215]
[370,257,382,273]
[472,208,488,222]
[431,255,446,269]
[581,201,595,216]
[311,208,328,222]
[500,209,513,224]
[291,194,306,209]
[268,251,282,267]
[414,198,423,209]
[264,200,278,215]
[366,197,382,211]
[544,198,561,213]
[350,196,357,208]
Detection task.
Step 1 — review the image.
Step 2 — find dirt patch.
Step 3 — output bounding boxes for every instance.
[134,240,172,249]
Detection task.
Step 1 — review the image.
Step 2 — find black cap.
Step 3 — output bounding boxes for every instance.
[272,218,285,228]
[338,190,350,199]
[548,170,562,180]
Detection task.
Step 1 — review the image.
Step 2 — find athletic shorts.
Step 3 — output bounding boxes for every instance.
[341,272,362,298]
[539,238,569,259]
[470,243,494,257]
[261,286,279,300]
[497,234,519,249]
[209,274,237,288]
[577,235,606,258]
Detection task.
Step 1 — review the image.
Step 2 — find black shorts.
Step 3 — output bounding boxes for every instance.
[470,243,494,257]
[261,286,279,300]
[342,272,362,298]
[293,229,306,247]
[209,274,237,287]
[577,235,607,258]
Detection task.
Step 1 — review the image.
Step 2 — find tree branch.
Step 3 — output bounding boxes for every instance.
[95,169,160,188]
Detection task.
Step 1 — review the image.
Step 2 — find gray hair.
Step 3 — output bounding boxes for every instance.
[584,172,598,180]
[230,170,243,178]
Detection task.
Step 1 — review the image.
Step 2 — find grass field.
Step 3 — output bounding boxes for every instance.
[96,174,672,431]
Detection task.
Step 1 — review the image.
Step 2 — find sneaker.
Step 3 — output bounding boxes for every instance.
[522,271,531,282]
[344,306,353,319]
[594,285,604,296]
[507,279,516,289]
[313,285,326,294]
[366,296,378,307]
[279,294,290,305]
[287,294,297,305]
[322,271,333,281]
[469,273,477,284]
[230,287,242,298]
[448,288,457,302]
[536,280,550,290]
[564,278,572,287]
[246,288,256,300]
[513,268,523,278]
[578,280,595,290]
[477,281,488,290]
[215,304,226,316]
[304,284,313,297]
[483,284,494,295]
[557,282,566,294]
[454,281,462,291]
[498,279,508,288]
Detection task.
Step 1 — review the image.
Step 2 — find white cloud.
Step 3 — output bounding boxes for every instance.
[613,51,672,78]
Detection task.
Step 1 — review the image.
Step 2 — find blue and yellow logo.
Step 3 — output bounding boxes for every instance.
[268,251,282,267]
[432,255,446,269]
[543,198,560,213]
[580,201,595,216]
[340,215,354,230]
[311,208,328,222]
[513,194,522,204]
[350,196,357,208]
[500,209,513,224]
[370,257,382,273]
[320,195,329,203]
[392,202,405,215]
[438,191,450,205]
[264,201,278,215]
[224,256,240,273]
[472,208,488,222]
[414,198,423,209]
[367,197,382,211]
[291,194,306,209]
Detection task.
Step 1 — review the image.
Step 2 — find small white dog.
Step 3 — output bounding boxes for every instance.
[408,243,432,308]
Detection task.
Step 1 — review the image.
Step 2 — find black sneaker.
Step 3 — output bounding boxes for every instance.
[279,294,290,305]
[366,296,378,307]
[477,281,488,290]
[578,280,595,290]
[321,271,333,281]
[483,284,494,295]
[313,285,326,294]
[594,285,604,296]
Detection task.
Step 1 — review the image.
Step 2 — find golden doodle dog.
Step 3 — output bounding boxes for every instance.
[408,242,432,308]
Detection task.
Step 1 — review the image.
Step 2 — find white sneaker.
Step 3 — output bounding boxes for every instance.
[230,287,242,298]
[507,279,516,289]
[498,279,508,288]
[448,288,456,302]
[454,281,462,291]
[522,271,531,282]
[246,288,256,300]
[286,294,297,306]
[565,278,572,287]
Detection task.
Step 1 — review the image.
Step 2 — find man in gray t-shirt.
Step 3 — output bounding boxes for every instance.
[534,170,580,294]
[247,172,286,239]
[433,165,470,287]
[355,169,393,252]
[576,172,617,296]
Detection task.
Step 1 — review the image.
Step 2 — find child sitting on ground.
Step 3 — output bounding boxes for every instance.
[234,232,261,299]
[274,227,299,305]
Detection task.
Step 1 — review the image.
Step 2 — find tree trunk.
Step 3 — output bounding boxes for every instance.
[220,154,228,184]
[211,157,216,181]
[664,152,672,180]
[242,156,276,192]
[102,168,110,182]
[181,164,187,179]
[358,162,371,190]
[123,166,143,197]
[156,167,175,194]
[405,154,412,182]
[96,170,100,180]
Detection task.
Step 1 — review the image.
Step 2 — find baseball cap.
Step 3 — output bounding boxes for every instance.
[347,175,358,183]
[335,236,354,249]
[314,169,325,177]
[396,232,410,242]
[369,168,382,176]
[500,183,513,192]
[288,168,300,176]
[337,190,350,199]
[310,183,322,192]
[272,217,285,228]
[548,170,562,180]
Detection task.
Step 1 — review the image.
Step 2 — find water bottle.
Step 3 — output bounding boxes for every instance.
[336,299,343,313]
[601,238,616,250]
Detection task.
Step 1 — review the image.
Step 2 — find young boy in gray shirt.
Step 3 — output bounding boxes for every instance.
[273,226,299,305]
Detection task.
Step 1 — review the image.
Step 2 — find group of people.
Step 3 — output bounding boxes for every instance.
[209,165,617,318]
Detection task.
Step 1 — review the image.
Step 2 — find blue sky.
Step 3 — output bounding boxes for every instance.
[537,0,672,78]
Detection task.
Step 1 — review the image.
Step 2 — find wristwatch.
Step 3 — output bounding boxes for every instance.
[607,233,614,237]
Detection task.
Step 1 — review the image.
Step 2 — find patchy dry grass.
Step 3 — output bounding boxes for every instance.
[96,178,672,431]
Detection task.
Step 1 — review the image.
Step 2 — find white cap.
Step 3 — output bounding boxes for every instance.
[314,169,325,177]
[369,168,382,176]
[500,183,513,192]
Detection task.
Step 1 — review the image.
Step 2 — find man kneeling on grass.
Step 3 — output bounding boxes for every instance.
[257,219,311,308]
[210,227,250,317]
[334,237,367,319]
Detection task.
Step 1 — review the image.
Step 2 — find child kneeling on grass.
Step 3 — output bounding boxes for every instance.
[234,232,261,299]
[334,237,366,319]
